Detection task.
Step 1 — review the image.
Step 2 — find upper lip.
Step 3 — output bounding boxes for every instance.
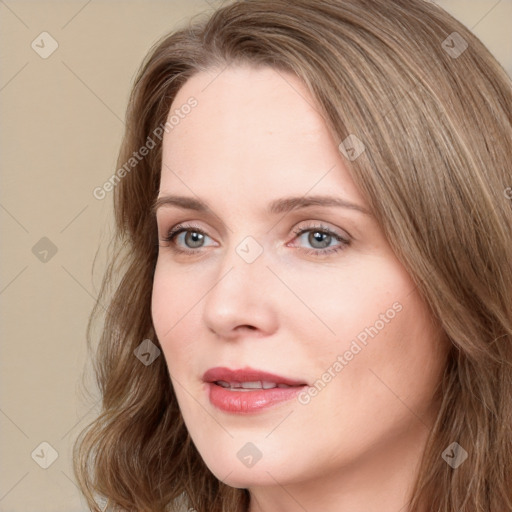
[203,366,307,386]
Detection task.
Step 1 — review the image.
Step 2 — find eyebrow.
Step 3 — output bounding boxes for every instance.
[152,194,372,217]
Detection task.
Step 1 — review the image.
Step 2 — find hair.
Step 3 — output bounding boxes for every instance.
[73,0,512,510]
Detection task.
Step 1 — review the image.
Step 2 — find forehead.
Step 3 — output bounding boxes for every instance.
[159,65,363,206]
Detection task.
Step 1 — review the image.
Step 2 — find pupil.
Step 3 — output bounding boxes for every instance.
[186,231,204,248]
[310,231,330,248]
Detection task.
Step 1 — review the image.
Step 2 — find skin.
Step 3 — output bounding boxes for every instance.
[151,64,449,512]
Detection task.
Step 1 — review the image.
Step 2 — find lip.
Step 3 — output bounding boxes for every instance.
[203,366,307,414]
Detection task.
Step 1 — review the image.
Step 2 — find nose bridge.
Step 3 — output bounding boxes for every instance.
[210,234,268,304]
[202,233,276,335]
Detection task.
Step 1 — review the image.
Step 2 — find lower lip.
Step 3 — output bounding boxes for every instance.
[206,382,305,413]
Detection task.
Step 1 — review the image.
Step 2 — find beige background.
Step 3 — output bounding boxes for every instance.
[0,1,510,511]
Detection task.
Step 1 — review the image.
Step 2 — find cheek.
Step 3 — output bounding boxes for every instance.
[328,291,445,425]
[300,256,443,394]
[297,257,411,351]
[151,264,173,340]
[151,262,200,371]
[151,259,200,330]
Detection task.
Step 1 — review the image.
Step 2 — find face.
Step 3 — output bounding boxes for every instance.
[151,65,448,490]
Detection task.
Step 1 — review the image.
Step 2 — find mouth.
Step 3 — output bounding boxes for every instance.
[214,380,298,390]
[203,367,308,413]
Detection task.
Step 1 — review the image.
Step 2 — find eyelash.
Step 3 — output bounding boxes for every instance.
[159,222,351,258]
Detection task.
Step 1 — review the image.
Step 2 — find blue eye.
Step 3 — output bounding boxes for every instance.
[158,222,351,257]
[159,224,214,254]
[290,223,350,256]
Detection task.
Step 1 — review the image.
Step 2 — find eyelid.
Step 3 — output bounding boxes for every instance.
[290,221,351,242]
[160,222,215,245]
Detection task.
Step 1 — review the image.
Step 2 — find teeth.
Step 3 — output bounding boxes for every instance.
[240,381,264,389]
[214,380,289,390]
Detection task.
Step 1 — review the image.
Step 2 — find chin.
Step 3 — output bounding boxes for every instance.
[208,465,280,489]
[197,446,297,489]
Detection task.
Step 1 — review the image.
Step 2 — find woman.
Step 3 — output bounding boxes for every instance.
[73,0,512,511]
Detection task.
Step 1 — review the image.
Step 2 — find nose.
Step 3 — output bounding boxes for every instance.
[202,240,279,340]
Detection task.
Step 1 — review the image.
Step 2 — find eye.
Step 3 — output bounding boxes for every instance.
[158,223,216,255]
[289,222,351,256]
[158,221,351,258]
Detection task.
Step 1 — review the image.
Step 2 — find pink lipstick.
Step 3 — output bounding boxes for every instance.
[203,367,307,413]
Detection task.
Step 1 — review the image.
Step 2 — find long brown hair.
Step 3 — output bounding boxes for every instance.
[73,0,512,510]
